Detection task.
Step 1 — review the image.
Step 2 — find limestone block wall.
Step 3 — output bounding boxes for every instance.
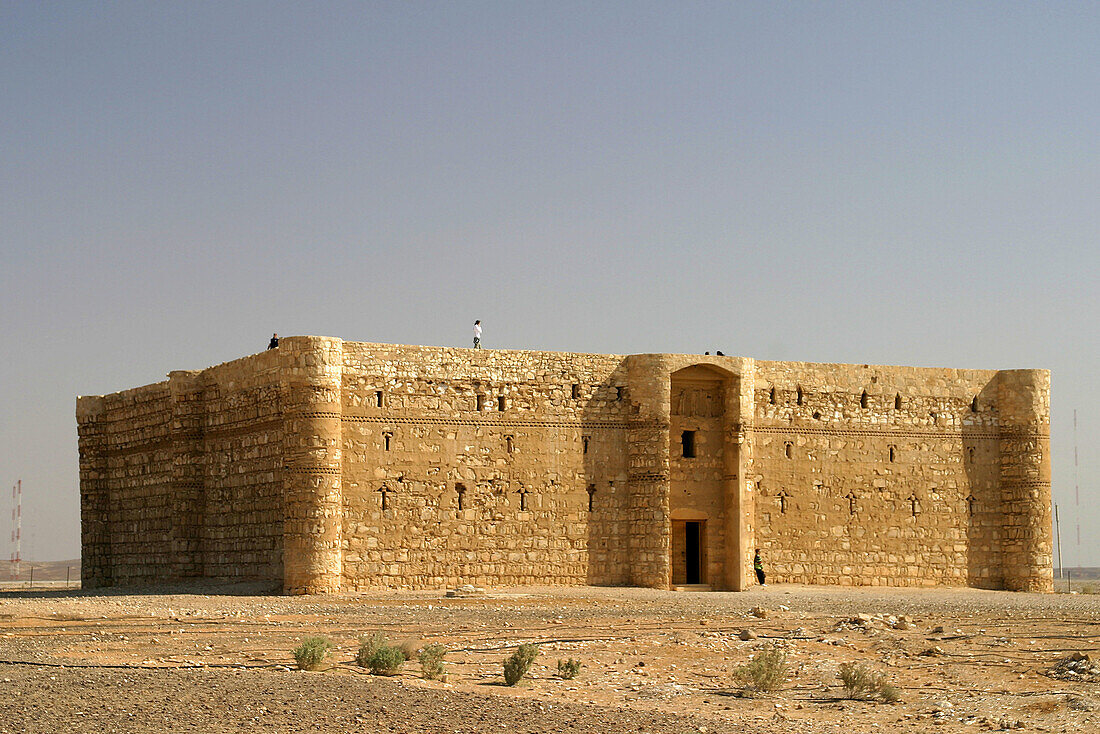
[77,396,110,585]
[78,382,175,585]
[339,342,632,589]
[77,349,285,587]
[199,349,284,582]
[748,361,1049,589]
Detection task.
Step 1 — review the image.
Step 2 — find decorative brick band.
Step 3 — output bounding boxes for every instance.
[286,411,342,420]
[741,424,1048,441]
[628,472,670,482]
[284,466,342,474]
[102,415,283,456]
[105,437,172,457]
[340,414,640,431]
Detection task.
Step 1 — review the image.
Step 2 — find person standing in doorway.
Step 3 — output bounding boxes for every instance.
[473,320,482,349]
[754,549,766,586]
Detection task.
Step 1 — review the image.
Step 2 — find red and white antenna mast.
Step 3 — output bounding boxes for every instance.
[10,480,21,580]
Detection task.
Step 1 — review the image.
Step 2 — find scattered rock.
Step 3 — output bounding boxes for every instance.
[444,585,486,598]
[1047,652,1100,682]
[919,646,946,657]
[931,625,945,634]
[749,607,768,619]
[738,629,758,641]
[1066,693,1099,711]
[850,613,873,626]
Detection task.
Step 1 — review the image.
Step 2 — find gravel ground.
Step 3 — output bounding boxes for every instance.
[1,584,1098,733]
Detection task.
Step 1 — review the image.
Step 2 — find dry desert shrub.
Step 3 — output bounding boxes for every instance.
[419,644,447,680]
[503,643,539,686]
[356,632,387,667]
[838,662,901,702]
[557,658,582,679]
[292,636,332,671]
[367,644,406,676]
[734,647,787,695]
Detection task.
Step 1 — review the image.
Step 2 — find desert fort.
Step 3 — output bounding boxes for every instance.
[76,336,1052,594]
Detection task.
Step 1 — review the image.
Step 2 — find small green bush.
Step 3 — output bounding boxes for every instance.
[419,643,447,680]
[734,647,787,694]
[503,643,539,686]
[838,662,900,702]
[557,658,582,679]
[368,644,406,676]
[356,631,387,667]
[292,636,332,671]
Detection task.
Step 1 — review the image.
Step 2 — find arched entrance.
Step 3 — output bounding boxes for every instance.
[669,364,741,589]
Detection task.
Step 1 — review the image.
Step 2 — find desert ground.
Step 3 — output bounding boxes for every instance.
[1,583,1097,734]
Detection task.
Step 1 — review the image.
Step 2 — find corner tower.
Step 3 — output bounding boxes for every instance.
[996,369,1053,592]
[280,336,345,594]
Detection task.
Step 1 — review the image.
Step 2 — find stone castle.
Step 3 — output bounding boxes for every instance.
[77,337,1053,594]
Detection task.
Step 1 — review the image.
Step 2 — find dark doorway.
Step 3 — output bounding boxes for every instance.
[671,519,707,585]
[685,522,702,584]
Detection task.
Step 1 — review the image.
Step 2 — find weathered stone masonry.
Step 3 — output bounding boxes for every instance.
[77,337,1053,593]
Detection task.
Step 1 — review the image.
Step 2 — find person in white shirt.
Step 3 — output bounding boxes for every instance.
[473,320,482,349]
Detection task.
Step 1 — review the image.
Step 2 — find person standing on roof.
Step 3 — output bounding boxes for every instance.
[473,320,482,349]
[268,333,279,349]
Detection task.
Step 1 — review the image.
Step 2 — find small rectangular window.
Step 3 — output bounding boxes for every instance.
[497,396,506,411]
[582,435,590,454]
[571,384,580,399]
[383,432,392,451]
[681,430,696,458]
[456,483,466,511]
[376,391,384,407]
[476,394,485,411]
[616,386,625,401]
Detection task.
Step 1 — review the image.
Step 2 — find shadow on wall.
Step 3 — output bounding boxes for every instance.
[963,379,1002,589]
[584,361,633,586]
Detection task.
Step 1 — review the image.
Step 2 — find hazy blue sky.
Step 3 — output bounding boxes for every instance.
[1,2,1097,565]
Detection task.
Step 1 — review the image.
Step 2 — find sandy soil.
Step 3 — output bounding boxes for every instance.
[1,584,1097,733]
